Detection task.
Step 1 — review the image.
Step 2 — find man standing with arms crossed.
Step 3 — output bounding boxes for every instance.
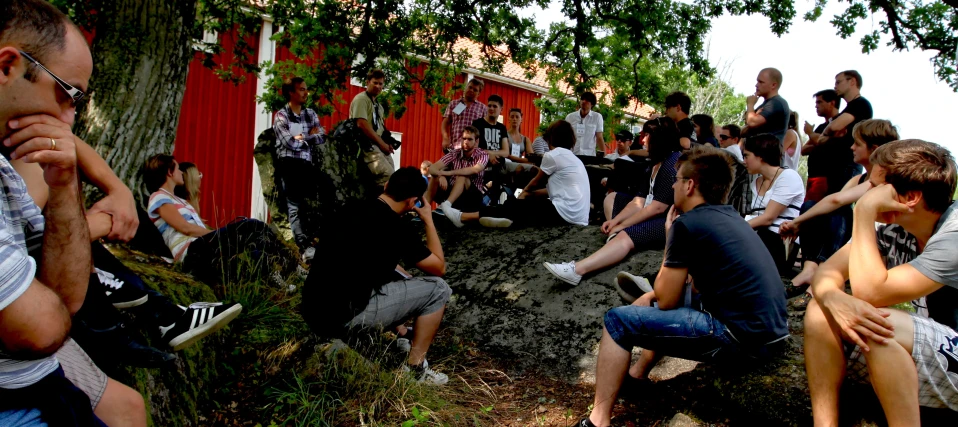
[744,67,790,144]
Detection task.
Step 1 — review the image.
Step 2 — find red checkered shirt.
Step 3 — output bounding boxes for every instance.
[438,148,489,193]
[443,98,487,150]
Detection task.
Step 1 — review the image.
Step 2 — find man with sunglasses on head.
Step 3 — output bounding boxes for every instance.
[301,167,452,385]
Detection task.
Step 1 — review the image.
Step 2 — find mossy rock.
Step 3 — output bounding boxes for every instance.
[103,245,223,427]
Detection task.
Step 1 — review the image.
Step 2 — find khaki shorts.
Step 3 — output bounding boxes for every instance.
[56,338,108,408]
[363,146,395,186]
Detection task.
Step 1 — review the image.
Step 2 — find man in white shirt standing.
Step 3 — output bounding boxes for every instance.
[565,92,606,158]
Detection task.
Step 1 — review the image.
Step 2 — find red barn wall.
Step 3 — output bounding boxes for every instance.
[174,30,260,228]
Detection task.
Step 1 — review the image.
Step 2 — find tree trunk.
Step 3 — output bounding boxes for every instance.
[76,0,197,202]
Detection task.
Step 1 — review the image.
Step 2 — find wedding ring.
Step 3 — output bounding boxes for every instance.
[50,138,56,150]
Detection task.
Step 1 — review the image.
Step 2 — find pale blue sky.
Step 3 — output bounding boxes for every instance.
[520,2,958,154]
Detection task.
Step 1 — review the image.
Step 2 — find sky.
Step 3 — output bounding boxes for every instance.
[518,2,958,155]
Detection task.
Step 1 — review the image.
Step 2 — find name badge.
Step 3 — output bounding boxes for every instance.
[644,194,654,208]
[575,123,586,137]
[452,103,467,115]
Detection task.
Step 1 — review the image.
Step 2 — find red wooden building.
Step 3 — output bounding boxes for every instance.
[172,21,654,227]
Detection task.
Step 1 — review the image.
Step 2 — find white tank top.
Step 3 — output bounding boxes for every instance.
[782,129,802,171]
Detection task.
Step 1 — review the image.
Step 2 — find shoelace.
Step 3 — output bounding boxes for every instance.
[95,269,124,290]
[187,302,223,309]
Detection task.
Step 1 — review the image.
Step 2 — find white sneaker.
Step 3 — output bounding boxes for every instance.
[614,271,653,303]
[479,217,513,228]
[543,261,582,286]
[440,200,453,214]
[444,205,464,228]
[302,247,316,262]
[403,359,448,385]
[498,191,508,205]
[296,265,310,280]
[270,271,297,292]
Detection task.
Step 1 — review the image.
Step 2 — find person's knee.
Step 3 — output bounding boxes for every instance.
[612,231,635,251]
[429,277,452,305]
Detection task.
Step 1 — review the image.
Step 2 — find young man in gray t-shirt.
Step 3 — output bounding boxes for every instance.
[805,140,958,424]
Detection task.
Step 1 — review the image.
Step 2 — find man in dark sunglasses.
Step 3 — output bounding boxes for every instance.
[0,1,145,425]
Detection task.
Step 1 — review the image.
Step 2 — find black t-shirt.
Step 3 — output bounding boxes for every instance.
[821,97,872,190]
[664,204,789,344]
[302,199,432,330]
[807,122,830,178]
[676,118,698,146]
[751,95,790,143]
[473,118,508,151]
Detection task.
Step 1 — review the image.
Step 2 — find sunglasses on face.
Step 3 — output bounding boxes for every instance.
[719,135,733,140]
[19,51,86,106]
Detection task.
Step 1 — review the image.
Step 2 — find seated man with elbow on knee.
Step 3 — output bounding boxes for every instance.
[425,126,488,214]
[301,167,452,385]
[804,139,958,425]
[573,147,789,427]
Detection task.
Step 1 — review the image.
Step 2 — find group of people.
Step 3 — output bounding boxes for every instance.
[298,63,958,427]
[1,0,957,425]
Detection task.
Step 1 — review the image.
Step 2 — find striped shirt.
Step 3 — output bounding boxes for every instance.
[148,189,207,262]
[0,155,59,389]
[443,98,487,150]
[273,104,324,161]
[437,148,489,193]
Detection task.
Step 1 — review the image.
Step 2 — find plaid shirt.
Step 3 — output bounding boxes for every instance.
[0,155,58,389]
[443,98,487,150]
[274,104,324,161]
[438,148,489,193]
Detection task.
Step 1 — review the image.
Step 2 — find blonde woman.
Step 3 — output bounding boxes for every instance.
[174,162,203,216]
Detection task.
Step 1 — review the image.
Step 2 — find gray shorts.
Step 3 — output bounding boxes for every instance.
[56,338,108,408]
[847,312,958,410]
[347,276,451,330]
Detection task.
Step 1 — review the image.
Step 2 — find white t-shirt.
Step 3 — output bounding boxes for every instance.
[723,144,743,162]
[540,147,590,226]
[745,168,805,233]
[564,110,604,156]
[604,151,634,163]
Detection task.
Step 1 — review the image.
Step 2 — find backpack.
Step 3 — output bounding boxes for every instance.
[725,153,753,217]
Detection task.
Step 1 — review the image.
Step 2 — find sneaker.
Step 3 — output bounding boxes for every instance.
[396,327,413,353]
[499,190,508,205]
[96,268,148,309]
[543,261,582,286]
[72,320,177,368]
[614,271,653,303]
[302,246,316,262]
[402,359,448,385]
[270,271,297,292]
[161,302,243,351]
[443,205,465,228]
[296,265,310,280]
[570,418,599,427]
[479,217,513,228]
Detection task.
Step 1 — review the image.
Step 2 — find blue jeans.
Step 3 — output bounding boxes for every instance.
[0,409,45,427]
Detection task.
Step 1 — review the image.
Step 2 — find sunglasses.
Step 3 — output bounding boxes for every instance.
[19,51,86,106]
[719,135,733,140]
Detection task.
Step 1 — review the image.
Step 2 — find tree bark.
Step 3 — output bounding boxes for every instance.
[76,0,197,202]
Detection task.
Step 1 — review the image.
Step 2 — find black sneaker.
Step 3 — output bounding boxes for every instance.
[72,320,177,369]
[96,268,148,309]
[161,302,243,351]
[570,418,599,427]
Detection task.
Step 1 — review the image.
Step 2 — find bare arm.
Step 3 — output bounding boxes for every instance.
[440,116,452,149]
[679,137,692,150]
[653,265,690,310]
[156,204,210,237]
[412,203,445,276]
[87,212,113,241]
[442,163,486,177]
[595,132,606,154]
[747,200,788,228]
[0,280,72,357]
[428,160,447,177]
[794,177,868,226]
[522,168,548,193]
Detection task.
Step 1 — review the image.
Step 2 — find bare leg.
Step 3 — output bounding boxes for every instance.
[804,298,847,427]
[460,212,480,222]
[95,378,147,427]
[425,176,442,205]
[862,310,919,427]
[628,348,662,380]
[408,306,445,366]
[603,192,616,222]
[574,232,634,276]
[446,177,470,205]
[587,327,632,427]
[791,260,819,287]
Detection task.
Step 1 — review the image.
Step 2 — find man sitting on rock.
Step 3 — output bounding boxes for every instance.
[572,147,789,427]
[302,167,452,385]
[441,120,590,228]
[425,125,489,214]
[804,139,958,425]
